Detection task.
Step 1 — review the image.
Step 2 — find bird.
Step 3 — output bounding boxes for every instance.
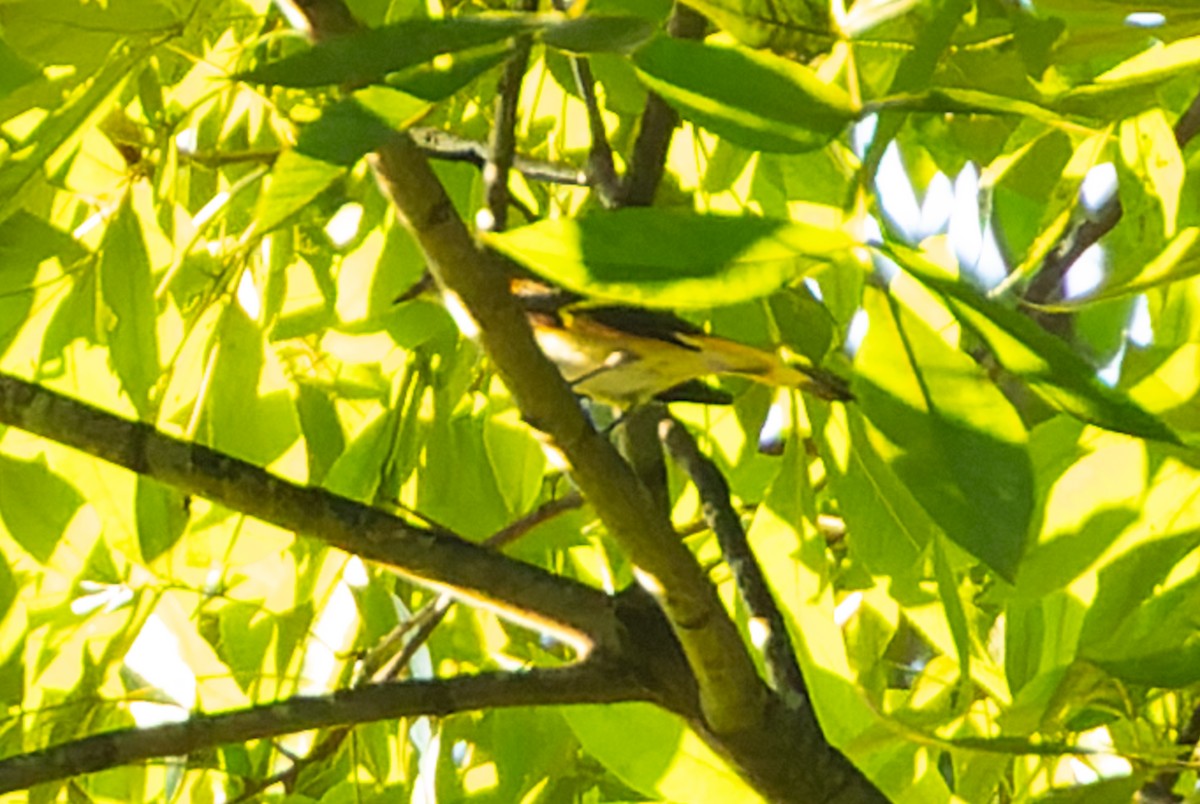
[398,274,853,407]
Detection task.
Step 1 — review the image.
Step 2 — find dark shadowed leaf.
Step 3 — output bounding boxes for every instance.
[235,16,530,88]
[0,212,86,358]
[135,478,189,562]
[854,288,1032,581]
[883,242,1179,444]
[0,455,83,563]
[540,14,656,53]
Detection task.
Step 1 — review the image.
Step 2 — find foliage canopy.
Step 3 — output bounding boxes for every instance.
[1,0,1200,801]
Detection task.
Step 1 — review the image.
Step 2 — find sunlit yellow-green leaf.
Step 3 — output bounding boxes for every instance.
[632,37,857,153]
[564,703,763,802]
[485,209,855,308]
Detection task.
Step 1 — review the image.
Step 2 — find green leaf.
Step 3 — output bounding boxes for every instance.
[485,209,855,309]
[0,38,39,98]
[0,551,15,624]
[306,95,418,165]
[0,455,83,564]
[540,14,656,53]
[294,383,346,485]
[821,407,936,580]
[0,212,87,358]
[0,45,143,226]
[1069,437,1200,685]
[322,410,398,502]
[882,242,1179,444]
[876,88,1072,130]
[235,16,529,88]
[768,291,835,363]
[990,131,1074,266]
[1081,565,1200,687]
[1118,109,1184,238]
[483,414,545,515]
[217,601,274,690]
[855,288,1032,581]
[1014,419,1137,600]
[860,0,969,172]
[1032,777,1145,804]
[134,477,189,562]
[254,93,425,234]
[417,407,511,539]
[632,37,857,153]
[1055,227,1200,310]
[350,85,433,131]
[0,0,177,73]
[201,306,303,466]
[678,0,830,51]
[384,45,510,100]
[1091,34,1200,93]
[563,703,762,802]
[98,194,160,417]
[273,602,314,682]
[1029,0,1200,70]
[255,150,345,235]
[0,635,23,709]
[932,535,972,682]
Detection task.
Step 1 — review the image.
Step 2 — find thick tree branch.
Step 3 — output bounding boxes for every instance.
[618,3,707,207]
[0,372,618,653]
[368,114,765,739]
[0,665,646,794]
[363,491,585,683]
[346,39,766,740]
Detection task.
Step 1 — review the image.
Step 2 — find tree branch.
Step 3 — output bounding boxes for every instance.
[1021,88,1200,335]
[482,0,539,231]
[347,34,766,741]
[1137,699,1200,803]
[618,3,707,207]
[412,127,588,186]
[184,130,590,188]
[0,372,618,653]
[0,665,647,794]
[659,416,808,707]
[212,2,890,799]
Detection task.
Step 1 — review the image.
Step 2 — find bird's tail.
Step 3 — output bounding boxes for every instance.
[687,335,854,402]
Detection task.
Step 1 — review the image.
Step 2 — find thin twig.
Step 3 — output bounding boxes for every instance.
[1137,700,1200,803]
[616,405,671,516]
[551,0,621,206]
[413,127,588,185]
[658,416,809,709]
[223,490,585,803]
[571,55,621,206]
[184,132,590,187]
[1021,88,1200,336]
[483,0,540,231]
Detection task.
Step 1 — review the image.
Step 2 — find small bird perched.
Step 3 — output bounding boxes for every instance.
[399,274,852,406]
[514,280,851,406]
